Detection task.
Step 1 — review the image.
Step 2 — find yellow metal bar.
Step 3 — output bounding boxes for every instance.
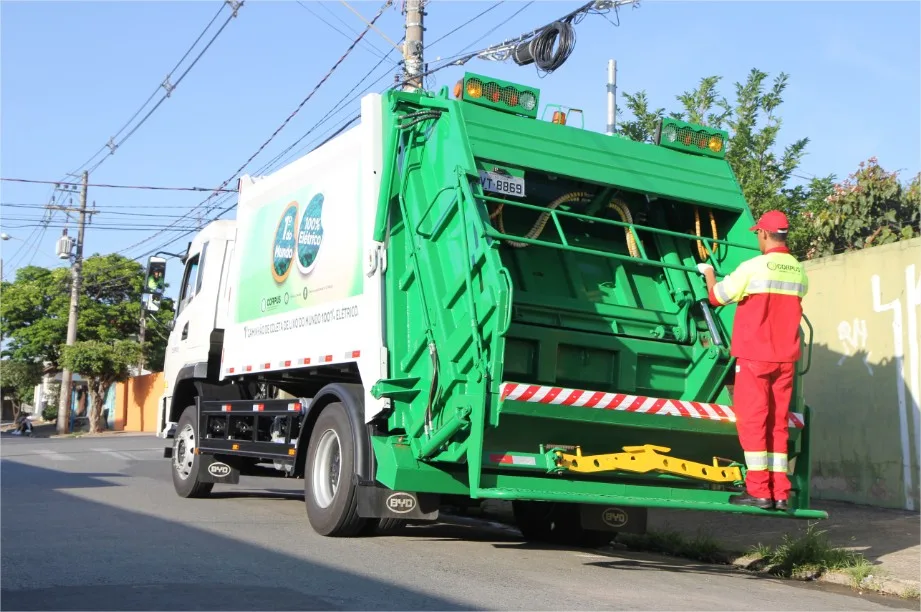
[554,444,743,484]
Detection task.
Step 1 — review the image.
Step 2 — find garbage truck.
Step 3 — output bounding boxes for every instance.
[156,72,826,543]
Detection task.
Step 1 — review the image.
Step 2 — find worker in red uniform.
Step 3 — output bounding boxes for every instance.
[696,210,809,510]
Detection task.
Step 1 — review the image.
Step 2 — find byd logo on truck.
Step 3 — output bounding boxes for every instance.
[208,462,232,478]
[601,507,629,528]
[386,492,417,514]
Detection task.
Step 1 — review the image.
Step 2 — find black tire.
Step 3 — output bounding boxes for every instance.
[304,402,369,537]
[171,405,213,498]
[358,517,407,536]
[513,501,612,548]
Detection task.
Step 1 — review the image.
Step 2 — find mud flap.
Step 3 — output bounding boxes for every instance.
[196,455,241,484]
[356,481,440,521]
[579,504,648,534]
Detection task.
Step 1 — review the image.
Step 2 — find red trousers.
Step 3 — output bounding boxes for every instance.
[733,359,794,500]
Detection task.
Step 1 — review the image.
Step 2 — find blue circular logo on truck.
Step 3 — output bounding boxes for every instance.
[296,193,324,275]
[272,202,298,283]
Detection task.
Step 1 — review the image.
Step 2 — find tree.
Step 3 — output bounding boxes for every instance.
[59,340,142,433]
[619,68,836,259]
[0,360,42,421]
[807,158,920,258]
[0,254,175,372]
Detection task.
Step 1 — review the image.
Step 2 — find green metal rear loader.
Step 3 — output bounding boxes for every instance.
[368,72,825,542]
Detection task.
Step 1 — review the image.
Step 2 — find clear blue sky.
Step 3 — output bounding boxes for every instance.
[2,0,919,297]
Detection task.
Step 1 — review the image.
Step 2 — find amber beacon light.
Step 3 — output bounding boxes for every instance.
[654,117,728,159]
[454,72,540,119]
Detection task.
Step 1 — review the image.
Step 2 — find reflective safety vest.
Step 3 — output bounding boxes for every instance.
[708,246,809,363]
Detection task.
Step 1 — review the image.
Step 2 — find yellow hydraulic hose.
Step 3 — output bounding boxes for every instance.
[694,205,719,260]
[493,192,641,258]
[495,191,591,249]
[608,199,641,258]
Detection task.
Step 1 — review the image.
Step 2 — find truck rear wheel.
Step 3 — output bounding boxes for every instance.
[512,501,612,548]
[171,404,213,498]
[304,402,368,536]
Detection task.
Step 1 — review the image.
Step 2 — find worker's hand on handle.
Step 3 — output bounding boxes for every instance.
[696,263,715,277]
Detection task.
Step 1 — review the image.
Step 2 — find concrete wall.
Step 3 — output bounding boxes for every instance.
[113,372,163,433]
[803,237,921,511]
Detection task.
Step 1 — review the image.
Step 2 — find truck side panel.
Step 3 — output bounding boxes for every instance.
[219,95,388,419]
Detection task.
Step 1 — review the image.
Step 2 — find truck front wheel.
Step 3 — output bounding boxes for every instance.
[304,402,368,536]
[171,404,213,498]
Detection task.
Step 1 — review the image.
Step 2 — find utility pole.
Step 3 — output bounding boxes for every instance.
[402,0,425,91]
[56,171,90,434]
[606,59,617,135]
[137,311,147,374]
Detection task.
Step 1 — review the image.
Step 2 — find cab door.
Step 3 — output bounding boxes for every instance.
[167,242,210,371]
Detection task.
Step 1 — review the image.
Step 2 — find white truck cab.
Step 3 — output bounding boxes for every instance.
[157,220,237,437]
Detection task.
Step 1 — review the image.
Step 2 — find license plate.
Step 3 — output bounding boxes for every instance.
[479,170,525,198]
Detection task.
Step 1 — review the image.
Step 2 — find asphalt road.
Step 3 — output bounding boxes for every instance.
[1,434,913,611]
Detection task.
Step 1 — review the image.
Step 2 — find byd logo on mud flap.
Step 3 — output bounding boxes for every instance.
[601,507,629,528]
[386,492,417,514]
[208,462,232,478]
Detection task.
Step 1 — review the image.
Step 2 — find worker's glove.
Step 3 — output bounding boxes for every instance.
[696,263,714,276]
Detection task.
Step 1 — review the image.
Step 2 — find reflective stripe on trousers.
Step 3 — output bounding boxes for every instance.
[744,451,768,471]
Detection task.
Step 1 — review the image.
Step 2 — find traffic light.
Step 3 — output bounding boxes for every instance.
[145,256,166,297]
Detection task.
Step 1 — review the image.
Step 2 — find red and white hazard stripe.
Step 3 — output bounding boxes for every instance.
[223,349,361,377]
[488,453,537,466]
[499,382,806,429]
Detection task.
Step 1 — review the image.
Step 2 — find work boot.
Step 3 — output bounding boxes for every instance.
[728,492,773,509]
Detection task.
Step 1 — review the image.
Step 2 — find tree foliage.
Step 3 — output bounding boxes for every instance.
[0,360,42,420]
[807,158,920,258]
[0,253,174,371]
[59,340,142,433]
[619,68,836,258]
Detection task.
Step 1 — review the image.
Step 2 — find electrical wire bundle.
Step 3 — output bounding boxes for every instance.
[511,20,577,75]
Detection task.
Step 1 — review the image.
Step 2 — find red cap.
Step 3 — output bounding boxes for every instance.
[750,210,789,233]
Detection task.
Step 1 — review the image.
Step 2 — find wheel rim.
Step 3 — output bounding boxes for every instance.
[173,423,196,481]
[311,428,341,508]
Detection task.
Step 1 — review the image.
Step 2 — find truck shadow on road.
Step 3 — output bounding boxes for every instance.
[0,460,468,611]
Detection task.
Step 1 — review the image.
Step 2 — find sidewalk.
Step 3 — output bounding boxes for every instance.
[648,500,919,590]
[480,499,919,597]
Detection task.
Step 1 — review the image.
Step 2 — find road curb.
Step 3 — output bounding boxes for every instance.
[817,570,921,600]
[724,552,920,599]
[48,431,154,439]
[478,499,920,601]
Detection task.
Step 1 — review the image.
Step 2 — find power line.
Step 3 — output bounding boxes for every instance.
[338,0,402,52]
[70,1,244,177]
[427,1,506,49]
[2,207,208,219]
[296,0,391,60]
[249,39,403,181]
[0,178,233,192]
[0,177,235,192]
[112,0,396,258]
[2,202,222,210]
[4,223,208,232]
[47,0,619,287]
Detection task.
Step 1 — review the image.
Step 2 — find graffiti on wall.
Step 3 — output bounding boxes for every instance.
[871,263,921,511]
[836,318,873,374]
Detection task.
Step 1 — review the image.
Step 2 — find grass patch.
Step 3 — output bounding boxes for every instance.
[750,522,873,582]
[617,529,728,564]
